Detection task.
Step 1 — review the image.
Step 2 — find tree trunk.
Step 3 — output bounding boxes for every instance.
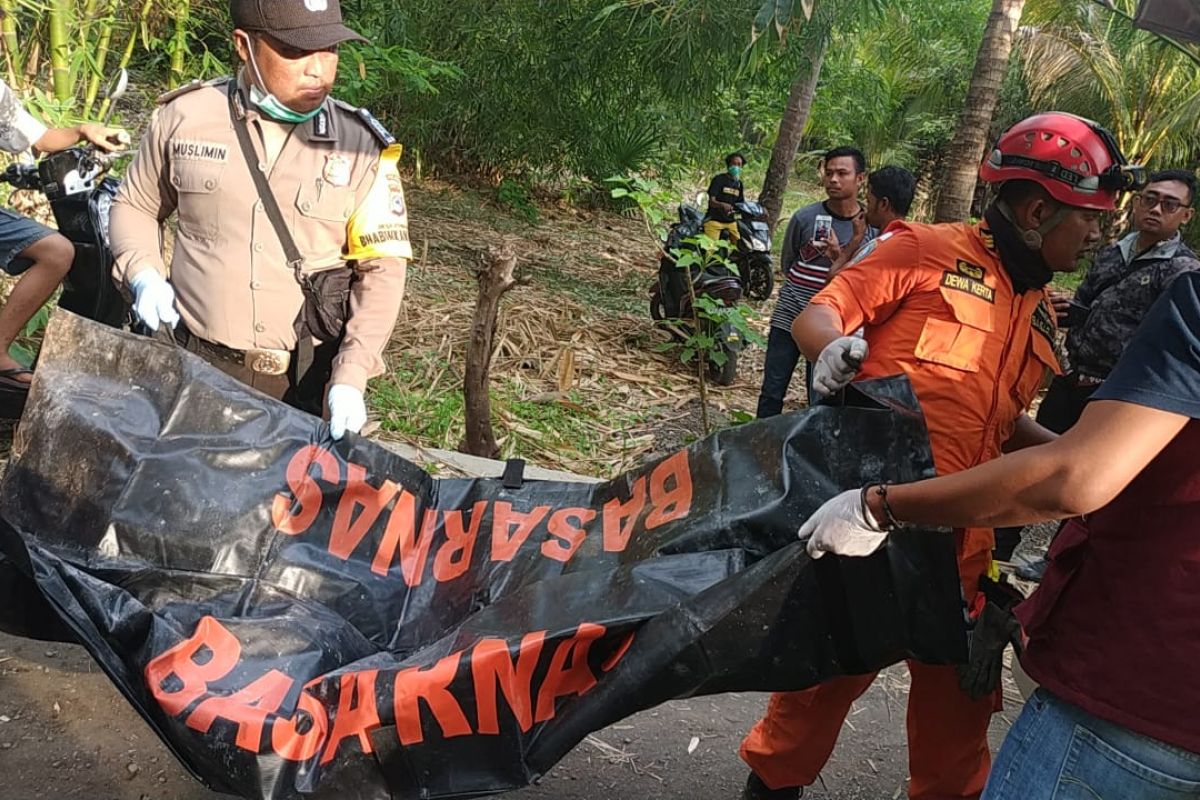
[462,246,519,459]
[933,0,1027,223]
[759,31,828,237]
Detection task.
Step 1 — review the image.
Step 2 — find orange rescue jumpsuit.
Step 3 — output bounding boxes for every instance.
[741,221,1060,800]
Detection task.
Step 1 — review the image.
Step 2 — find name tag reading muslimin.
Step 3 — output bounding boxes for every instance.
[170,140,230,163]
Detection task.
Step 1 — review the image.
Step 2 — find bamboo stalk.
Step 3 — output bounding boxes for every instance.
[24,38,40,89]
[168,0,189,89]
[99,0,151,119]
[48,0,71,102]
[82,0,118,117]
[0,0,18,88]
[79,0,98,47]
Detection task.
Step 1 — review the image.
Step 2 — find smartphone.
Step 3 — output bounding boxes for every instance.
[813,214,834,243]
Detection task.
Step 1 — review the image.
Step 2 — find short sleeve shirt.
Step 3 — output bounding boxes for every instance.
[0,80,47,154]
[1092,271,1200,418]
[706,172,744,223]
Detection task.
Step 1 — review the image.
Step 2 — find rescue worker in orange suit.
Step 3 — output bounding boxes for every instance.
[739,113,1145,800]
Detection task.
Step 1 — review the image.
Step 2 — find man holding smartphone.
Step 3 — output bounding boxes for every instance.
[756,146,876,417]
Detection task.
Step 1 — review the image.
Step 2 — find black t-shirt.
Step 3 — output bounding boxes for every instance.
[706,172,744,223]
[1092,272,1200,418]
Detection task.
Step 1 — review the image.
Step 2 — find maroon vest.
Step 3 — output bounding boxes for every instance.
[1017,420,1200,753]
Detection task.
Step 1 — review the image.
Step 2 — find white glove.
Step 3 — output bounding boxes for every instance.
[129,270,179,331]
[327,384,367,440]
[812,336,868,398]
[799,488,889,559]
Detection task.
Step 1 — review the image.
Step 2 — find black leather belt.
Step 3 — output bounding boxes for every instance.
[177,328,291,376]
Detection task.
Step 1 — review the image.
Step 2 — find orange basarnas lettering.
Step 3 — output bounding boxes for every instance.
[268,447,696,583]
[145,617,637,765]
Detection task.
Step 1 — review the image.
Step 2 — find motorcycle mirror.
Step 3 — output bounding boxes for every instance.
[100,69,129,128]
[106,69,129,103]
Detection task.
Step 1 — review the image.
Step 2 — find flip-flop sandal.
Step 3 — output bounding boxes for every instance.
[0,367,34,392]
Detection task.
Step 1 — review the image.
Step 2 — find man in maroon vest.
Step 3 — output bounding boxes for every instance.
[799,272,1200,798]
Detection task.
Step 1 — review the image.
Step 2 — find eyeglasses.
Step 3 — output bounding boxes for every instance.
[1136,193,1190,214]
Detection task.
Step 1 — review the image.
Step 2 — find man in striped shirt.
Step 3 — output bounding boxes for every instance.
[756,147,877,417]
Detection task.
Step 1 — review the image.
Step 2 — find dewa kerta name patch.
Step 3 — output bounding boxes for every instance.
[941,270,995,303]
[170,139,229,163]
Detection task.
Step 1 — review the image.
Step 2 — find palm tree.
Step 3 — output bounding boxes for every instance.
[1018,0,1200,170]
[757,11,830,234]
[750,0,894,234]
[933,0,1027,223]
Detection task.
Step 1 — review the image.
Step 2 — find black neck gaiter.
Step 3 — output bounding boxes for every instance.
[983,204,1054,294]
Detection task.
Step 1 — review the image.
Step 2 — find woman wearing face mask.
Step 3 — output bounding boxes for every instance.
[703,152,746,242]
[109,0,413,442]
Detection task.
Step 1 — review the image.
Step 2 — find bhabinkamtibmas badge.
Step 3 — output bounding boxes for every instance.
[345,144,413,262]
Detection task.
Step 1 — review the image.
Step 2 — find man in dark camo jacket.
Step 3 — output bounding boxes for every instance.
[1042,168,1197,433]
[995,168,1198,567]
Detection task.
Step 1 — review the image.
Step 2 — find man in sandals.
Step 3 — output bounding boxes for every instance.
[0,75,125,391]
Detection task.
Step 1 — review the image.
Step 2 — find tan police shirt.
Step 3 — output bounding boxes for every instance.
[110,76,411,391]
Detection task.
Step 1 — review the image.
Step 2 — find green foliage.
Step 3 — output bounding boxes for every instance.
[8,298,52,368]
[1019,0,1200,169]
[668,234,768,364]
[0,0,226,124]
[496,177,540,223]
[800,0,990,169]
[607,174,676,229]
[343,0,759,184]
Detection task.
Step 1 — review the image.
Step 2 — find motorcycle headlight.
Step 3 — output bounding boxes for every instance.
[750,238,770,252]
[95,191,113,246]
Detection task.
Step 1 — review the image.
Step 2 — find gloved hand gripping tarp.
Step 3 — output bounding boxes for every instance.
[0,311,967,800]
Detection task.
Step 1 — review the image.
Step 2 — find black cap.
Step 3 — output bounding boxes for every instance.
[231,0,368,51]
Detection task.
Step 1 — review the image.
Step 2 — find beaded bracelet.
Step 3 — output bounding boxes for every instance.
[873,483,906,531]
[858,485,886,532]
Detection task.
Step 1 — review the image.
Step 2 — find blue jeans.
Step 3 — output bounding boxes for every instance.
[984,690,1200,800]
[756,326,812,418]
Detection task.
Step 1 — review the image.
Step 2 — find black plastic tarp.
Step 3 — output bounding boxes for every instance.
[0,312,966,799]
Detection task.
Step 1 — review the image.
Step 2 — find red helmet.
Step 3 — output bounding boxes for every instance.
[979,112,1145,211]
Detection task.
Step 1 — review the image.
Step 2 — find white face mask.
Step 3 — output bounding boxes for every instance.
[239,33,322,124]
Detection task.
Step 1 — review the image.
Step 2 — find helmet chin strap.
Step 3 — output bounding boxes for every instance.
[996,198,1070,252]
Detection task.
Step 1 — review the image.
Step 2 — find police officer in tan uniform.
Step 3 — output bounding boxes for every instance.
[110,0,410,439]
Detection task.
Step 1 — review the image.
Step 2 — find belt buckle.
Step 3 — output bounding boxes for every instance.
[244,348,290,376]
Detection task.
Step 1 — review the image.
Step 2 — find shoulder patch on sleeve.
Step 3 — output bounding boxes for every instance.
[1032,297,1057,344]
[345,143,411,262]
[353,106,397,147]
[156,77,228,106]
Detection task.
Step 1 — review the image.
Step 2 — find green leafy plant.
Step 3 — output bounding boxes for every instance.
[496,177,540,223]
[611,175,766,435]
[8,299,52,367]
